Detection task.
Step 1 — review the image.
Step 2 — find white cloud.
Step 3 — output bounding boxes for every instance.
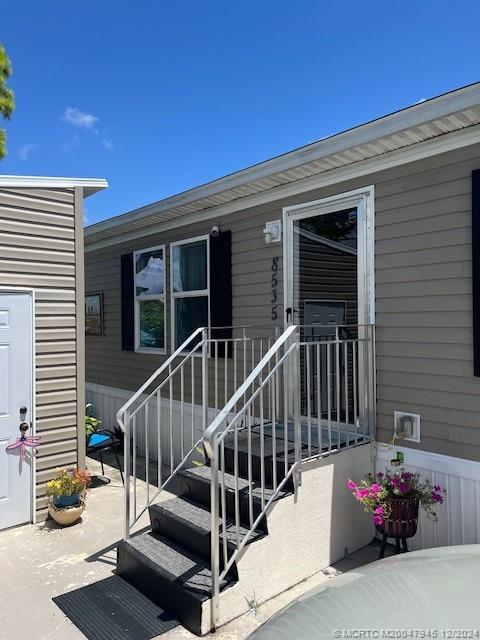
[18,143,38,160]
[62,133,81,153]
[61,107,113,153]
[62,107,99,130]
[102,137,114,151]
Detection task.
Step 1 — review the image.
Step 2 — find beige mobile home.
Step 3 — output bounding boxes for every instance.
[85,84,480,634]
[0,176,107,529]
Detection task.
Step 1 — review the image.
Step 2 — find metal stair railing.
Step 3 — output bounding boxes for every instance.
[203,323,375,630]
[117,325,281,539]
[117,327,206,538]
[203,324,301,631]
[117,321,375,628]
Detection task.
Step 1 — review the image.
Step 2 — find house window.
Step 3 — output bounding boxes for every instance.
[171,236,209,349]
[134,245,166,351]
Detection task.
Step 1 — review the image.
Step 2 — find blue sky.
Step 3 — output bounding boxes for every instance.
[1,1,479,225]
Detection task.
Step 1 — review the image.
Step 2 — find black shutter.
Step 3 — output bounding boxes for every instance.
[209,230,232,357]
[121,253,135,351]
[473,170,480,375]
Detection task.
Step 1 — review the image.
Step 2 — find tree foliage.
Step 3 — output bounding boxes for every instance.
[0,44,14,159]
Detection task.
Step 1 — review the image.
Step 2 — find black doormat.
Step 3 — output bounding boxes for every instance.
[53,575,180,640]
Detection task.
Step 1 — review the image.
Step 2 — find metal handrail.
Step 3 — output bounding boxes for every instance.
[129,343,204,419]
[120,325,284,539]
[206,325,301,630]
[116,326,206,431]
[215,343,297,448]
[118,321,375,626]
[203,324,298,457]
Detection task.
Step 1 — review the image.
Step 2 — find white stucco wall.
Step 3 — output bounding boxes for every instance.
[206,443,374,633]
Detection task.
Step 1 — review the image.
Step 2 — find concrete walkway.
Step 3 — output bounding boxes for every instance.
[0,457,381,640]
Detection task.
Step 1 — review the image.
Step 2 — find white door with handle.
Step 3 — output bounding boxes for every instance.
[0,291,33,530]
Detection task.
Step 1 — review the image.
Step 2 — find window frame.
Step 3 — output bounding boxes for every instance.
[133,243,167,354]
[170,234,210,353]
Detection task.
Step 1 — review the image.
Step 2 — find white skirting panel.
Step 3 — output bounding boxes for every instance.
[376,443,480,550]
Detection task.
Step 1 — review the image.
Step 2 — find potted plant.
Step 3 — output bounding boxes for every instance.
[347,468,446,555]
[46,467,91,525]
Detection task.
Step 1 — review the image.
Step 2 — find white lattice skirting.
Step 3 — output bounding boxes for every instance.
[376,442,480,550]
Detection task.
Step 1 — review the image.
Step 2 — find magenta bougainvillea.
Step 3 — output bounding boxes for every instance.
[347,468,446,527]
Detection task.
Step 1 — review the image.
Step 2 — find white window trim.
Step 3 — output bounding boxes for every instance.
[170,234,210,353]
[282,185,375,328]
[133,243,167,354]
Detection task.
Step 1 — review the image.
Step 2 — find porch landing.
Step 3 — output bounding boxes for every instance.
[0,456,380,640]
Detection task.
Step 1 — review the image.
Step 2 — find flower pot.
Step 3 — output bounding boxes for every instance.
[48,501,84,526]
[52,492,81,508]
[379,496,419,539]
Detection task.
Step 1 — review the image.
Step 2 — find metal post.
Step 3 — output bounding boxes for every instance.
[210,433,220,631]
[292,331,302,475]
[123,408,131,540]
[202,328,209,432]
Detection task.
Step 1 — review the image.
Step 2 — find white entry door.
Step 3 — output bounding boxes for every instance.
[0,292,33,530]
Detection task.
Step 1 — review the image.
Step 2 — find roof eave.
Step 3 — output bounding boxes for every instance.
[0,175,108,197]
[86,81,480,239]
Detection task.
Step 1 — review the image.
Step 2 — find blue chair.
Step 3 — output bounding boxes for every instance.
[86,429,124,484]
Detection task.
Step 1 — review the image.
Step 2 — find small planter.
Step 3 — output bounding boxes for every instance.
[46,467,91,526]
[48,500,85,526]
[380,496,419,539]
[53,492,81,508]
[348,468,446,559]
[375,496,419,557]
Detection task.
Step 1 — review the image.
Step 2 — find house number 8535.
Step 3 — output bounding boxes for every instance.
[271,257,280,321]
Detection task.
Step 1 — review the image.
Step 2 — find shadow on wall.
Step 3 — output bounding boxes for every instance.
[328,444,374,564]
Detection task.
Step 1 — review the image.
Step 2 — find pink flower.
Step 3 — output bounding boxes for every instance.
[355,488,369,499]
[399,482,410,494]
[370,483,382,494]
[346,480,357,491]
[374,506,384,515]
[432,492,443,504]
[391,477,400,486]
[373,515,383,526]
[376,472,384,478]
[401,472,413,481]
[434,485,441,492]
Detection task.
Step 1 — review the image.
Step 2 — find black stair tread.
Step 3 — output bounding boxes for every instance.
[150,496,264,546]
[222,430,297,457]
[178,465,289,501]
[122,531,233,601]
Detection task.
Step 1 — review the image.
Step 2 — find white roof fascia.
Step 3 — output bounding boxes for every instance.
[0,175,108,196]
[85,123,480,253]
[85,82,480,239]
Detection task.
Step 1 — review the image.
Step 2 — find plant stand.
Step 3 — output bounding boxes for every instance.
[376,496,419,559]
[377,531,409,558]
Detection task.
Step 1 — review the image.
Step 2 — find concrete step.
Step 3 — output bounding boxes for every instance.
[117,531,235,636]
[149,496,265,567]
[177,465,289,530]
[221,428,296,489]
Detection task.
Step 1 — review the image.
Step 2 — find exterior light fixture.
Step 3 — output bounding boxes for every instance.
[263,220,282,244]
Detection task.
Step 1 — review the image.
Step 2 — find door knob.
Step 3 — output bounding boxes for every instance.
[19,422,29,434]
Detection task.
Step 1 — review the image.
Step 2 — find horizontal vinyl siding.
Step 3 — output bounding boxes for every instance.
[85,206,283,393]
[86,143,480,461]
[0,187,78,514]
[373,145,480,461]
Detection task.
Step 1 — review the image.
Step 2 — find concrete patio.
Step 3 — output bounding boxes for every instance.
[0,456,381,640]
